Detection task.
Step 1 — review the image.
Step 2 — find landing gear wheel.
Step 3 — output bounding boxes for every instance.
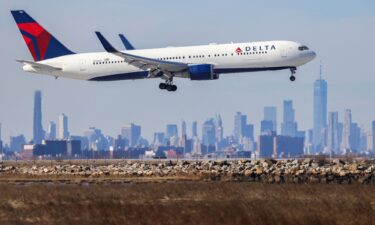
[166,85,177,92]
[159,83,167,90]
[290,67,297,82]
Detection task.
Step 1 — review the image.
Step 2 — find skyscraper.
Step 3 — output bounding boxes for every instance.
[264,106,277,132]
[215,114,224,142]
[342,109,352,151]
[234,112,243,141]
[181,120,187,138]
[327,112,339,153]
[234,112,248,142]
[33,90,44,144]
[349,123,360,152]
[47,121,57,140]
[58,113,69,139]
[192,121,198,138]
[166,124,178,139]
[281,100,297,137]
[313,68,327,151]
[121,123,141,147]
[372,121,375,152]
[261,120,274,135]
[202,119,216,145]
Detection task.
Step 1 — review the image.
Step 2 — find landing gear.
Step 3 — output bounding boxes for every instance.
[159,79,177,92]
[290,67,297,82]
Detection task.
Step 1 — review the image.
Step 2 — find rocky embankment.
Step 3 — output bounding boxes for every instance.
[1,159,375,184]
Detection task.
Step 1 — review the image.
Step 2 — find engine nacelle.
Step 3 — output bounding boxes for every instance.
[189,64,219,80]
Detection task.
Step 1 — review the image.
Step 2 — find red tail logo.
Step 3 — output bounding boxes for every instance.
[236,47,242,53]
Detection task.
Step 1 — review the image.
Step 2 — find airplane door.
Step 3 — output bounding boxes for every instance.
[80,59,87,72]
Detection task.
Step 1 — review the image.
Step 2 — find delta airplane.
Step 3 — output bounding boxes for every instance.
[11,10,316,92]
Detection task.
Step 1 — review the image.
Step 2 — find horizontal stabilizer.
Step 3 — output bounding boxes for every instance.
[16,59,62,71]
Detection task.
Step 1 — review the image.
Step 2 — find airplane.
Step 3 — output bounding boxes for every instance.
[11,10,316,92]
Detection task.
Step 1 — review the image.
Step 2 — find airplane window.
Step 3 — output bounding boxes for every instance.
[299,46,309,51]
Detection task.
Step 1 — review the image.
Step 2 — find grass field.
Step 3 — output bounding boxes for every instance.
[0,181,374,225]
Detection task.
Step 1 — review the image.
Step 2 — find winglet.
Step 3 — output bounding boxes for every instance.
[95,32,118,53]
[119,34,135,50]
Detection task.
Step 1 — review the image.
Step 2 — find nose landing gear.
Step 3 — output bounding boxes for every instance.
[290,67,297,82]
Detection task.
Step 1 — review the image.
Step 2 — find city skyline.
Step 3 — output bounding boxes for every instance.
[0,1,374,143]
[1,80,373,156]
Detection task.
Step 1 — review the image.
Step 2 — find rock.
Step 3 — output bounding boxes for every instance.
[244,169,252,177]
[348,164,358,171]
[255,166,264,175]
[333,159,345,165]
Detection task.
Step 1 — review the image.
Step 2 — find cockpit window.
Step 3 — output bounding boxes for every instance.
[298,45,309,51]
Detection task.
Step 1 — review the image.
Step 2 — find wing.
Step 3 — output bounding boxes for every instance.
[119,34,136,50]
[16,60,62,71]
[95,32,189,79]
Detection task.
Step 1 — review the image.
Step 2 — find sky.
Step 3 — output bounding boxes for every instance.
[0,0,374,143]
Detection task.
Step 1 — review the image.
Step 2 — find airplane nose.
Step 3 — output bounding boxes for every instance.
[311,51,317,59]
[306,51,317,61]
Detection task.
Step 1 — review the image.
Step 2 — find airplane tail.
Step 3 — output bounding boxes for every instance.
[11,10,75,62]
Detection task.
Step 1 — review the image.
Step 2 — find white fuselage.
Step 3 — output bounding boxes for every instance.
[23,40,316,81]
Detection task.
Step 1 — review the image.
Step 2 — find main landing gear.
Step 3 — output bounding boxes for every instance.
[290,67,297,82]
[159,79,177,92]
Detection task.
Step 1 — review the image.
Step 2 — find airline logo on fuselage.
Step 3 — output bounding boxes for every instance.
[236,45,276,53]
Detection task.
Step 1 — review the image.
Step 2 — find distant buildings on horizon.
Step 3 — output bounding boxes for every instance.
[0,72,375,159]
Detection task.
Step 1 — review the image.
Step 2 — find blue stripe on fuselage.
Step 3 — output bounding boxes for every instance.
[88,67,292,82]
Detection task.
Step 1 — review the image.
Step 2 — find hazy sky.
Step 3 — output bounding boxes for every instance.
[0,0,374,143]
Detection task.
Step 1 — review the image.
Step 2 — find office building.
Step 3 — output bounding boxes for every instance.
[58,113,69,139]
[349,123,360,152]
[342,109,352,152]
[121,123,141,147]
[33,90,44,144]
[327,112,339,153]
[313,69,327,151]
[23,140,81,158]
[202,118,216,145]
[264,106,277,132]
[258,133,276,158]
[153,132,165,145]
[281,100,298,137]
[192,121,198,138]
[242,124,254,141]
[181,120,187,138]
[47,121,57,140]
[215,114,224,142]
[9,135,26,152]
[166,124,178,139]
[261,120,274,135]
[234,112,244,142]
[275,136,305,158]
[85,127,110,150]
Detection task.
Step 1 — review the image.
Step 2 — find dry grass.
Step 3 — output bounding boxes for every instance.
[0,181,374,225]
